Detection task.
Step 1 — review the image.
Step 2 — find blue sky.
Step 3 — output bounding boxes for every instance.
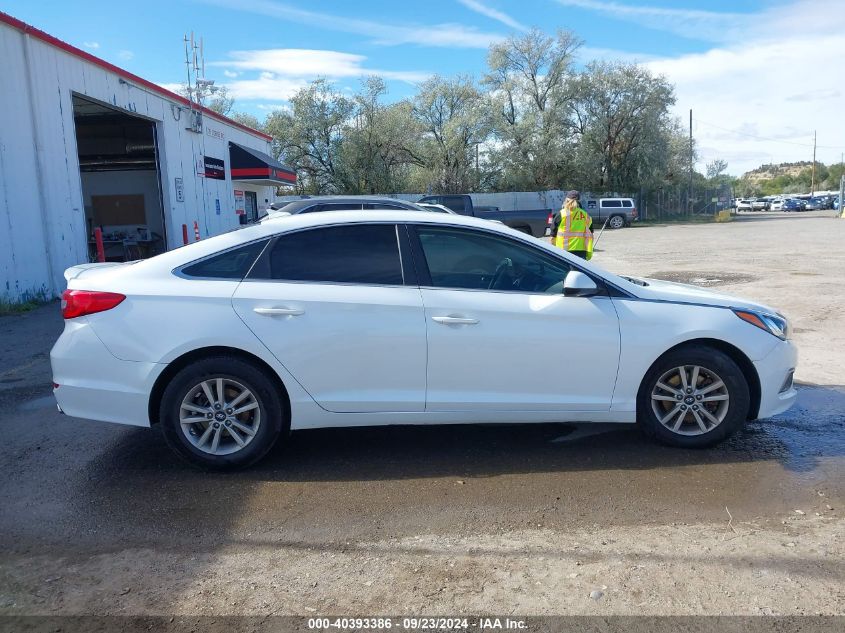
[4,0,844,175]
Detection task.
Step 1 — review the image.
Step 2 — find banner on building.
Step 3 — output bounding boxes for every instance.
[234,190,245,216]
[203,156,225,180]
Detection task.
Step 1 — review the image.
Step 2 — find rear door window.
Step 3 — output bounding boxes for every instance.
[256,224,403,285]
[622,200,633,207]
[180,239,268,279]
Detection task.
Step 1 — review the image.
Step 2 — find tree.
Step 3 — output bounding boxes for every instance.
[412,75,491,193]
[706,159,728,180]
[228,112,263,131]
[483,28,581,190]
[264,79,354,194]
[177,84,235,116]
[340,77,424,194]
[568,62,677,192]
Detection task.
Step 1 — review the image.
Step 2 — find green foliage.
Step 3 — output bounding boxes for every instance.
[246,34,693,195]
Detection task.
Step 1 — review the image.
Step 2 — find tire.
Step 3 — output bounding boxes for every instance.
[159,355,284,470]
[637,346,750,448]
[608,215,626,229]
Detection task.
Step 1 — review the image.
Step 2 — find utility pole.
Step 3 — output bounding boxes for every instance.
[811,130,817,195]
[688,109,693,216]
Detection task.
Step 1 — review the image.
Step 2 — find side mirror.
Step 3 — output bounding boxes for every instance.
[563,270,599,297]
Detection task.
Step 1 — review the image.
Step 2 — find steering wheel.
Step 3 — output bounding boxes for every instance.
[488,257,515,290]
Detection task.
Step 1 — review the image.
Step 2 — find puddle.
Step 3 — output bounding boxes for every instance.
[647,271,757,287]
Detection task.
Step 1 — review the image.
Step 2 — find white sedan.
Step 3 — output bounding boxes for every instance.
[52,211,797,469]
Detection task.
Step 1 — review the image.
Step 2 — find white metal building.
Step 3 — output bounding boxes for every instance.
[0,12,295,303]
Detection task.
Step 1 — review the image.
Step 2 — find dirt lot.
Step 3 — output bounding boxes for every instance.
[0,211,843,625]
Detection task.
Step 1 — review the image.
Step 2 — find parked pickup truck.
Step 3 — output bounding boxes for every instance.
[418,195,550,237]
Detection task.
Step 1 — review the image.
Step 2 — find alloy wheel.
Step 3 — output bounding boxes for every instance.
[650,365,730,436]
[179,378,261,455]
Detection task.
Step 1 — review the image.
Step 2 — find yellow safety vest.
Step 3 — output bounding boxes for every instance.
[554,207,594,260]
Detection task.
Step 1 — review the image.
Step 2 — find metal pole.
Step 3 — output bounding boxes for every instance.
[839,174,844,219]
[811,130,817,196]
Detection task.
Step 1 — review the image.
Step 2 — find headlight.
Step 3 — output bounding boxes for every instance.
[734,310,789,340]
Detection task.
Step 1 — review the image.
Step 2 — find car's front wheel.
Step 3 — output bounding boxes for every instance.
[160,356,284,469]
[638,346,750,448]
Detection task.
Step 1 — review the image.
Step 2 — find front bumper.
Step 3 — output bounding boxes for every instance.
[753,339,798,419]
[50,318,163,428]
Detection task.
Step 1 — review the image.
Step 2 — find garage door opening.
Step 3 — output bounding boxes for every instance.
[72,94,167,261]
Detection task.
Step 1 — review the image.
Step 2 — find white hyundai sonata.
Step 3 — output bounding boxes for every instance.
[52,211,797,469]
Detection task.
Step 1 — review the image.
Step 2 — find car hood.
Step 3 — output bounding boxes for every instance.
[625,277,781,315]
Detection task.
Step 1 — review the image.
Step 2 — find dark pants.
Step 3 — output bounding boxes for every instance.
[568,250,588,260]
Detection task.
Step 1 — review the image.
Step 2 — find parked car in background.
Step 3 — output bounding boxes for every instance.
[751,199,769,211]
[585,198,638,229]
[266,196,427,217]
[418,194,549,236]
[415,202,456,214]
[782,198,805,212]
[770,199,785,211]
[834,197,841,211]
[52,210,797,469]
[803,198,822,211]
[736,199,753,212]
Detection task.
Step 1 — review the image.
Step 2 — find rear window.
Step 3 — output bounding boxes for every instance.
[259,224,403,285]
[622,200,633,207]
[601,200,622,208]
[180,239,268,279]
[441,196,467,212]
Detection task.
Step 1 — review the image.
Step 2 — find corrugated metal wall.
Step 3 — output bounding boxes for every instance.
[0,21,274,302]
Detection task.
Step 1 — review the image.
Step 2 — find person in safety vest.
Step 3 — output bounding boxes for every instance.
[551,190,594,260]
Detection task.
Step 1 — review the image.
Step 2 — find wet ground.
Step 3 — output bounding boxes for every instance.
[0,211,843,618]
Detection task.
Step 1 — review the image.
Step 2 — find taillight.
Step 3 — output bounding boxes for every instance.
[61,289,125,319]
[546,212,553,225]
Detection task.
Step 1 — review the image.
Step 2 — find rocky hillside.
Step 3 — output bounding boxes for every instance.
[742,161,815,182]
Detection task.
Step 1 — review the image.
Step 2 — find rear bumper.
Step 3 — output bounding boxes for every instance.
[50,318,163,427]
[753,339,798,419]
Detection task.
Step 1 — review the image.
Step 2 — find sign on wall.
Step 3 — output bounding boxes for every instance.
[203,156,225,180]
[174,177,184,202]
[234,190,246,216]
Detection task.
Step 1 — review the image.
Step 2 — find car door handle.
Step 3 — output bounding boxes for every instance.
[253,307,304,317]
[431,316,479,325]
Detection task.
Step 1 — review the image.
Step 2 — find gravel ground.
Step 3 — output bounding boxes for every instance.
[0,211,843,625]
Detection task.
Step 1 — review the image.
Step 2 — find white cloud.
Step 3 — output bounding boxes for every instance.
[156,82,185,94]
[223,75,309,101]
[117,50,134,61]
[554,0,748,42]
[222,69,239,78]
[83,41,99,49]
[646,36,845,174]
[256,103,291,112]
[457,0,529,32]
[215,48,433,101]
[563,0,845,175]
[212,49,430,83]
[199,0,504,48]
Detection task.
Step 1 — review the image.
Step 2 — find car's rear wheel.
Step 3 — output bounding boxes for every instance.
[608,215,626,229]
[638,346,750,448]
[160,356,284,469]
